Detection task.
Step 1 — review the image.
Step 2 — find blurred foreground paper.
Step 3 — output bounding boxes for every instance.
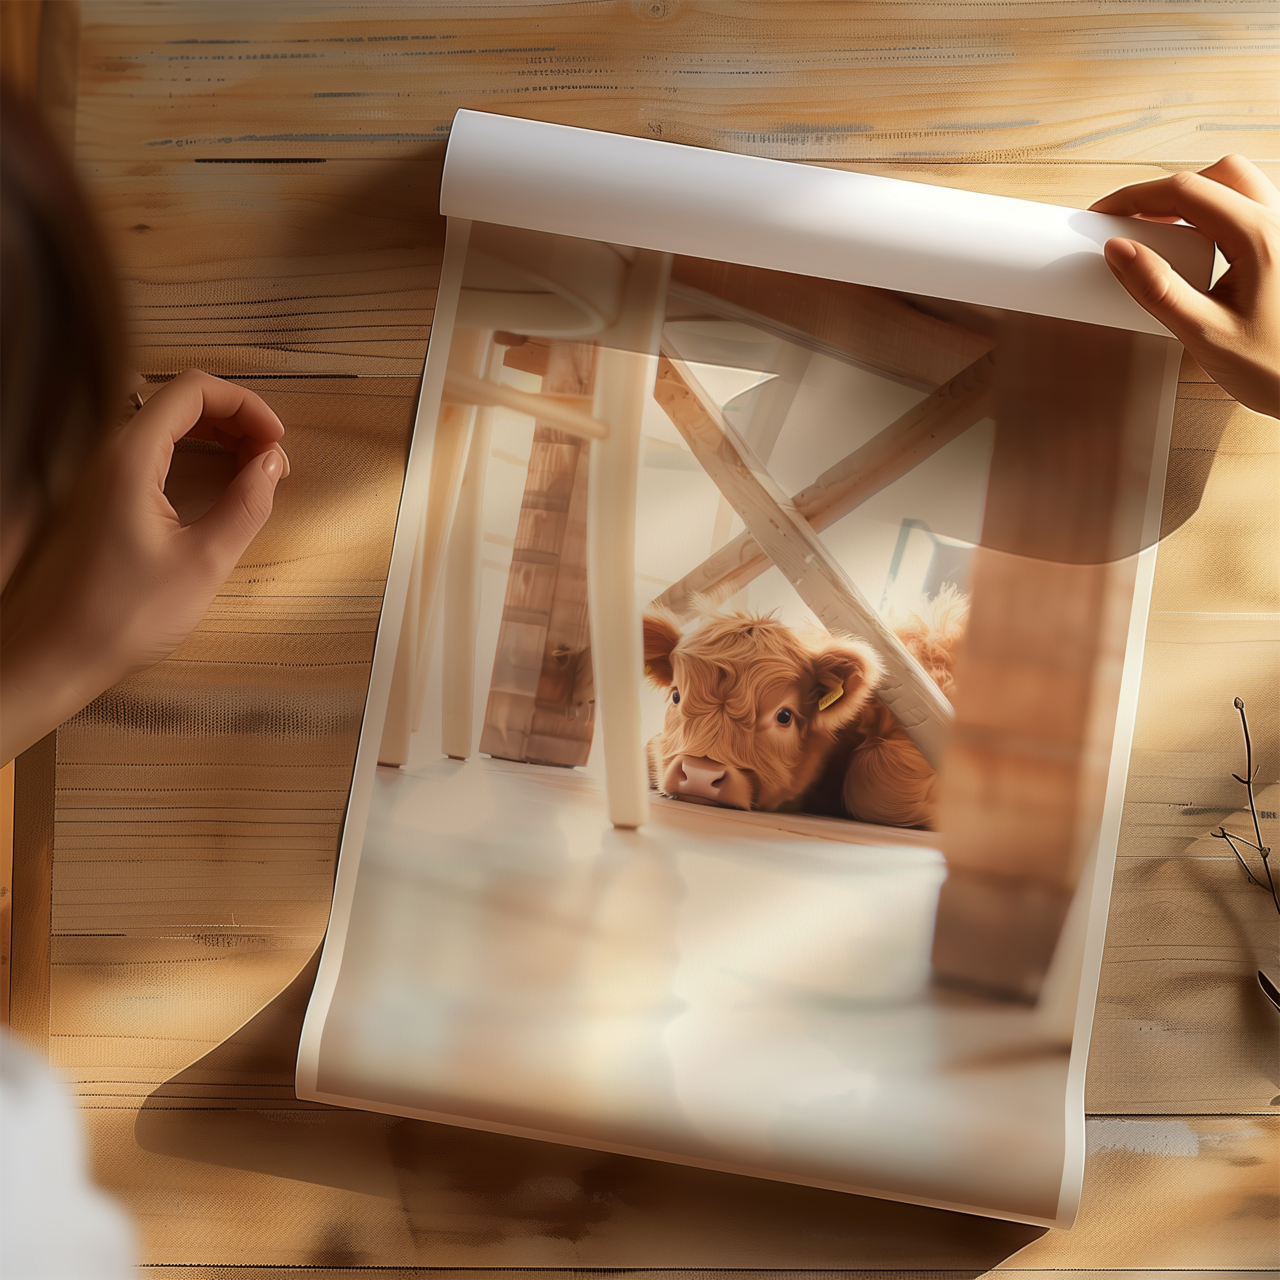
[297,112,1212,1229]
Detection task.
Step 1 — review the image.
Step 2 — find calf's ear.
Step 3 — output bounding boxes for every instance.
[807,635,883,730]
[642,608,682,688]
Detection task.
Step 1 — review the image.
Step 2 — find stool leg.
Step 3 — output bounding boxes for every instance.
[378,328,489,767]
[407,329,492,736]
[587,251,672,829]
[442,342,501,759]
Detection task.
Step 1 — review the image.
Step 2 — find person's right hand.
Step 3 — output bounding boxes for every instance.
[0,370,288,762]
[1090,155,1280,419]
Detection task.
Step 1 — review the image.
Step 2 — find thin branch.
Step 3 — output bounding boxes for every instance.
[1214,828,1262,887]
[1219,828,1266,854]
[1220,698,1278,917]
[1256,840,1279,917]
[1234,697,1268,857]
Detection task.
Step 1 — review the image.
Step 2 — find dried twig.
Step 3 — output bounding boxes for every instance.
[1210,698,1280,1013]
[1210,697,1277,917]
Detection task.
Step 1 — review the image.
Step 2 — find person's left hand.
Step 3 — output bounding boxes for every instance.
[1,370,289,762]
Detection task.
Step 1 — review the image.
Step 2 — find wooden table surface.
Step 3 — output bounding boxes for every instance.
[5,2,1278,1274]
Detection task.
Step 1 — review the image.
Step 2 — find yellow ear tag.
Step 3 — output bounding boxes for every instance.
[644,663,652,676]
[818,684,844,712]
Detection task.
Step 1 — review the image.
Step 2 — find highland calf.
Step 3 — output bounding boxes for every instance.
[643,594,966,828]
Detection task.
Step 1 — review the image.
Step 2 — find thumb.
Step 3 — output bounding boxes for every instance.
[187,447,285,579]
[1104,237,1220,345]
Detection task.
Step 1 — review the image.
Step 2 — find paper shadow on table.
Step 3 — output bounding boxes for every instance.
[135,953,1046,1269]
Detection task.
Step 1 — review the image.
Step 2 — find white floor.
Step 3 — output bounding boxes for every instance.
[313,757,1069,1222]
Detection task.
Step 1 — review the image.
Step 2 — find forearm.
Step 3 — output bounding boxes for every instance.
[0,373,286,765]
[0,634,126,762]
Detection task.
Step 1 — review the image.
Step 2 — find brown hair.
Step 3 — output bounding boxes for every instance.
[1,81,123,516]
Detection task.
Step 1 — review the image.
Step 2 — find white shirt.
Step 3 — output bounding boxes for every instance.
[0,1029,136,1278]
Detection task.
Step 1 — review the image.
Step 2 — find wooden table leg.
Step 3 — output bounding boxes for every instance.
[587,251,673,829]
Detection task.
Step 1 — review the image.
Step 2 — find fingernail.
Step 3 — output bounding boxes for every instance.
[1105,238,1139,267]
[262,450,283,483]
[276,445,290,479]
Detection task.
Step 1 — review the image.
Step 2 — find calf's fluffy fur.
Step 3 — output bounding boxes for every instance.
[643,594,966,828]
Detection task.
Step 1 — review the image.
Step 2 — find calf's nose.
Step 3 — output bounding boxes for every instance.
[674,755,728,801]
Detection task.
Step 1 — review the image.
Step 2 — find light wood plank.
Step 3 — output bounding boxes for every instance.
[1087,857,1279,1114]
[997,1118,1279,1271]
[77,4,1276,166]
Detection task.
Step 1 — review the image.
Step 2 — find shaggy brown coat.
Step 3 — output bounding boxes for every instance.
[643,597,965,828]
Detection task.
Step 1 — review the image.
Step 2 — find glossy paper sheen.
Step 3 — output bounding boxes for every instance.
[441,110,1212,338]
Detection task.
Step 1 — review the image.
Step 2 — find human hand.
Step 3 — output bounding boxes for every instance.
[1090,155,1279,418]
[0,370,288,762]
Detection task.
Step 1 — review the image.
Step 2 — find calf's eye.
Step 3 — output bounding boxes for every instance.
[671,690,681,705]
[776,708,792,725]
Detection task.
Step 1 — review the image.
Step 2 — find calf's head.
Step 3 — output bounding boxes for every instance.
[643,609,883,812]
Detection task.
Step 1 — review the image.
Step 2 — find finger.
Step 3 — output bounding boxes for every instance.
[184,448,285,581]
[218,436,290,478]
[132,369,284,450]
[1089,172,1264,259]
[1198,154,1280,209]
[186,423,291,477]
[1104,238,1222,346]
[128,370,285,489]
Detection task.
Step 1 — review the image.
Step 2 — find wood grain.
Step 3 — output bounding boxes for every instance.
[480,342,598,767]
[75,3,1277,166]
[6,0,1275,1271]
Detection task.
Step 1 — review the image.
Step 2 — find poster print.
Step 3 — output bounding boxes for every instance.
[298,112,1209,1228]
